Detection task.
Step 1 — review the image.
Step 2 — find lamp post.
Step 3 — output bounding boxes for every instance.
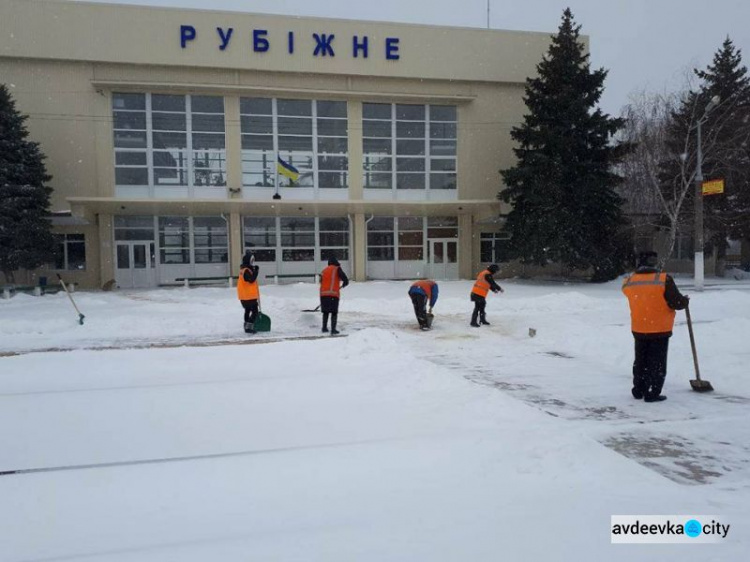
[693,94,720,291]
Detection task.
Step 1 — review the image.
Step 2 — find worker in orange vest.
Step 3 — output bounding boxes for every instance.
[408,279,439,330]
[320,257,349,335]
[622,251,689,402]
[236,251,260,334]
[470,263,503,327]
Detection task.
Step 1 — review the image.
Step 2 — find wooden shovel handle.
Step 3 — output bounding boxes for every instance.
[685,304,702,381]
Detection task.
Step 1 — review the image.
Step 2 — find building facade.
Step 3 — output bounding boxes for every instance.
[0,0,557,289]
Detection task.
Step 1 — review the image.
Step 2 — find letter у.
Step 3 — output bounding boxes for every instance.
[217,27,233,51]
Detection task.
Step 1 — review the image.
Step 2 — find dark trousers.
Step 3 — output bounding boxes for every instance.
[471,293,487,324]
[241,299,259,325]
[633,336,670,399]
[410,292,428,327]
[321,296,339,331]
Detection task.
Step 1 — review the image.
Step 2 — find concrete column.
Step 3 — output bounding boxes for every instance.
[98,214,115,289]
[458,214,474,279]
[229,212,243,274]
[347,100,363,200]
[353,213,367,282]
[225,96,242,194]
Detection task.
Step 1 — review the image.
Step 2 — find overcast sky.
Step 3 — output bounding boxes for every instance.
[66,0,750,116]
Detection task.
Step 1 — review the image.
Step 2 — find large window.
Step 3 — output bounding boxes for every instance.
[319,218,350,261]
[113,93,226,190]
[243,217,277,262]
[281,217,315,262]
[368,216,457,261]
[363,104,456,191]
[193,217,229,263]
[243,217,350,262]
[54,234,86,270]
[159,217,190,264]
[367,217,395,261]
[480,232,511,263]
[398,217,424,260]
[240,98,348,189]
[114,216,156,241]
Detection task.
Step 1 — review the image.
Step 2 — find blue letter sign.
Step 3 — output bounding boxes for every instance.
[217,27,233,51]
[353,36,368,58]
[253,29,270,52]
[385,37,400,60]
[180,25,196,49]
[313,33,335,57]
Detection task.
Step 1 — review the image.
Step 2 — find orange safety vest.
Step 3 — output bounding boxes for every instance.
[320,265,341,298]
[237,267,260,301]
[472,269,492,298]
[622,271,676,334]
[410,280,436,301]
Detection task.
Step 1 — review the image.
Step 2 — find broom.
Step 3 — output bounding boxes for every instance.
[685,304,714,392]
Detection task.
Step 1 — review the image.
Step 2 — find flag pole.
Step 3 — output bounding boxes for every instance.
[273,154,281,200]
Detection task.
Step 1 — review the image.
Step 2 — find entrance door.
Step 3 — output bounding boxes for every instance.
[115,242,156,289]
[428,239,458,280]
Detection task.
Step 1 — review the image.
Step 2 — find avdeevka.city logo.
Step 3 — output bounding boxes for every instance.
[610,515,731,544]
[684,519,702,538]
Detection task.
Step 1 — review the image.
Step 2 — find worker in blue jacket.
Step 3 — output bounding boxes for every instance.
[408,280,439,330]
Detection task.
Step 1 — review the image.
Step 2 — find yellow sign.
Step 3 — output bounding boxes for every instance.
[702,179,725,196]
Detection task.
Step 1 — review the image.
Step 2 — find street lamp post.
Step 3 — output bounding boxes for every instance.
[693,95,720,291]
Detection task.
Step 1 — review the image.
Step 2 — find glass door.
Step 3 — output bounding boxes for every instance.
[115,242,156,289]
[428,239,458,280]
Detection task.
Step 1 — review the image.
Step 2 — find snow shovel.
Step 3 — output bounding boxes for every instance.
[255,298,271,332]
[302,304,320,312]
[57,273,85,325]
[425,309,434,329]
[685,304,714,392]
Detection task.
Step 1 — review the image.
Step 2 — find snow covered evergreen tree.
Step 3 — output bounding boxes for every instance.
[499,9,629,280]
[0,84,56,283]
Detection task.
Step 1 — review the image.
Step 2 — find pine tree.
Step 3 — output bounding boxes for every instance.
[660,38,750,273]
[0,84,56,283]
[696,39,750,265]
[499,8,629,280]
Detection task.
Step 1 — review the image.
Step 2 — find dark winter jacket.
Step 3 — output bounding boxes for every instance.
[337,267,350,288]
[485,273,502,293]
[242,265,260,283]
[631,266,689,339]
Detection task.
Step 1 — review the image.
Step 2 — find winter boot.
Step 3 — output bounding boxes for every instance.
[330,314,339,335]
[470,310,480,327]
[631,387,644,400]
[644,395,667,403]
[322,312,329,333]
[480,314,490,326]
[244,322,256,334]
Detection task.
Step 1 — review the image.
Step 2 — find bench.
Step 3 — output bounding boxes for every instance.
[175,276,234,288]
[265,273,320,285]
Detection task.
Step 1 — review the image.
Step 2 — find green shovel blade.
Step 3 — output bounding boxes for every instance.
[255,312,271,332]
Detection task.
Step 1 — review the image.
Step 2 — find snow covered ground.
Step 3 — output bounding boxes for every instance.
[1,278,749,561]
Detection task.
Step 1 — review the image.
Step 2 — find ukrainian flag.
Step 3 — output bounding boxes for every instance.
[277,156,300,182]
